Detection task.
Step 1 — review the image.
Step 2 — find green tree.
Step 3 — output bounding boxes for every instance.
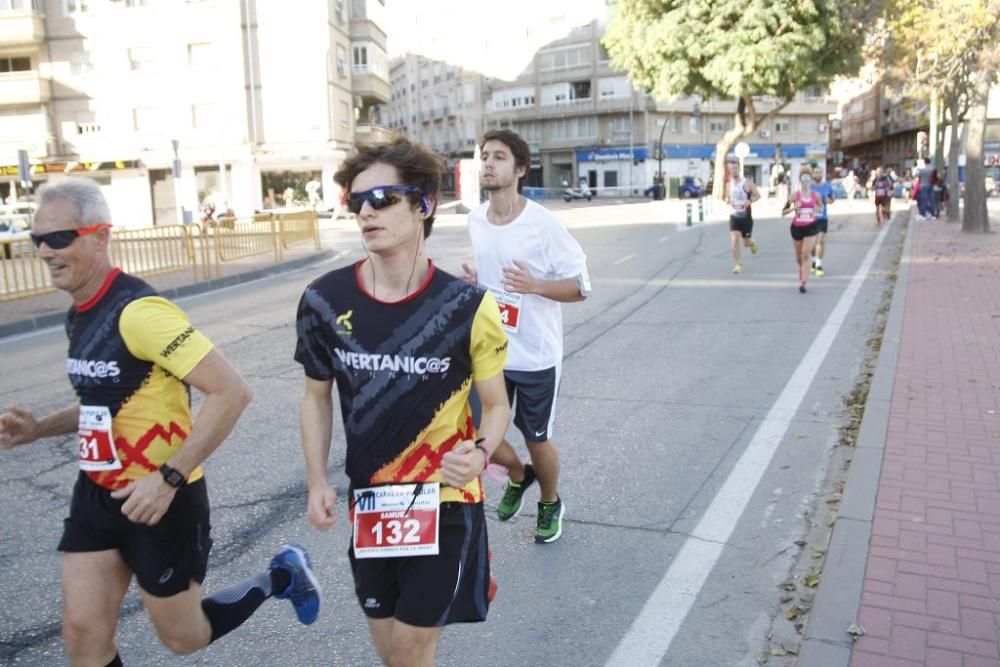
[880,0,1000,231]
[603,0,868,200]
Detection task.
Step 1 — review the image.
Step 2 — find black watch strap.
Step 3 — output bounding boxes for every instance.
[159,463,187,488]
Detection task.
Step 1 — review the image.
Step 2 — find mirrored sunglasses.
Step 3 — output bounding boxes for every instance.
[346,185,423,215]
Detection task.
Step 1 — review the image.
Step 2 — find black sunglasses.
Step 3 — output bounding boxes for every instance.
[346,185,424,215]
[30,223,112,250]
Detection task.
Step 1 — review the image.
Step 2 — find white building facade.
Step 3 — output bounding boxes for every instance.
[0,0,391,227]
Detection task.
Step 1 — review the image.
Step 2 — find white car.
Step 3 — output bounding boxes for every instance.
[0,214,32,259]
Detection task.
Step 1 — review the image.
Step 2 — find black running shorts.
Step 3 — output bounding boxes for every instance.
[349,502,491,627]
[816,218,829,234]
[729,211,754,238]
[505,366,559,443]
[58,471,213,597]
[790,222,820,241]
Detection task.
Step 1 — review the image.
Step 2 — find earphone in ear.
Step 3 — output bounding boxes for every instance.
[420,197,431,215]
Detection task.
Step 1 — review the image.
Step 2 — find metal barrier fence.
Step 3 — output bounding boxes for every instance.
[0,210,319,303]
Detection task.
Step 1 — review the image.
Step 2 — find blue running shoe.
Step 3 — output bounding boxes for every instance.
[270,543,321,625]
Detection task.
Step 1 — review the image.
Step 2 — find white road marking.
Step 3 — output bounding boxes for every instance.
[612,253,636,265]
[604,219,894,667]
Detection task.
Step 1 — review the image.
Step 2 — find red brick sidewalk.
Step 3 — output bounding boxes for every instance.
[852,217,1000,666]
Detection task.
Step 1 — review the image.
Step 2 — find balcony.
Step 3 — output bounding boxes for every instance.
[0,9,45,46]
[0,71,49,106]
[354,123,395,145]
[351,67,390,104]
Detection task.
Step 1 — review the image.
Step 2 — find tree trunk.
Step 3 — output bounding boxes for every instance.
[946,94,962,223]
[962,71,990,233]
[711,95,792,201]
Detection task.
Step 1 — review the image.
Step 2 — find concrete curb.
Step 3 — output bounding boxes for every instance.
[0,248,335,340]
[798,208,915,665]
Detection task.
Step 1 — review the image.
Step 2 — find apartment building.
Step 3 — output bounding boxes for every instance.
[387,54,483,191]
[0,0,390,226]
[477,21,836,194]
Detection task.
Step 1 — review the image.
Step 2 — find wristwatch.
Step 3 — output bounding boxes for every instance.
[159,463,187,488]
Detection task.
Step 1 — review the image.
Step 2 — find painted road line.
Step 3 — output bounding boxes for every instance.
[612,253,636,265]
[604,219,894,667]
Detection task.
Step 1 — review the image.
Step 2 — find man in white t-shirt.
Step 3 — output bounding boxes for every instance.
[462,129,590,544]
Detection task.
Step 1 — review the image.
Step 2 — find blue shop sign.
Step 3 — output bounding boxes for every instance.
[576,147,649,162]
[651,143,820,160]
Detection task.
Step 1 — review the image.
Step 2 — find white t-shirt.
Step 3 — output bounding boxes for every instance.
[468,199,589,372]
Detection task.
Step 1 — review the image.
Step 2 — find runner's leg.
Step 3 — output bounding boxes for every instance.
[142,584,213,654]
[526,439,561,503]
[62,550,132,667]
[490,439,525,482]
[367,617,444,667]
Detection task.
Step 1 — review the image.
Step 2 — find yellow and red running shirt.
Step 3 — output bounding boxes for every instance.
[66,269,213,490]
[294,261,508,504]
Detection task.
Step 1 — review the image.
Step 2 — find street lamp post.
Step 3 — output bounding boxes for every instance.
[656,116,668,199]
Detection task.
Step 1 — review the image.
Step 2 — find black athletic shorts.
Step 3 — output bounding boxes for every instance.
[58,471,213,597]
[816,218,829,234]
[790,222,820,241]
[349,502,491,628]
[729,211,754,238]
[506,367,559,443]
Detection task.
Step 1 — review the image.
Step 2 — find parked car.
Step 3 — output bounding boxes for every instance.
[0,217,32,259]
[644,176,705,199]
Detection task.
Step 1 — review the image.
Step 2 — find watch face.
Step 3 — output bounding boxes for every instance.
[161,465,185,487]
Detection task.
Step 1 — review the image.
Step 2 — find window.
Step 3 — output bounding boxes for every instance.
[128,47,155,72]
[63,0,88,12]
[122,0,148,6]
[538,44,590,71]
[336,45,347,77]
[670,116,681,133]
[690,115,701,132]
[0,56,31,72]
[1,0,45,10]
[69,51,93,75]
[341,101,350,128]
[570,80,591,100]
[188,42,213,70]
[132,107,160,131]
[603,171,618,187]
[709,119,728,133]
[353,45,367,67]
[611,116,631,134]
[803,85,822,100]
[334,0,344,22]
[191,103,217,130]
[775,120,791,133]
[598,76,630,99]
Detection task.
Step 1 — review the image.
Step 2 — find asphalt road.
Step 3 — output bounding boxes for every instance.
[0,197,904,666]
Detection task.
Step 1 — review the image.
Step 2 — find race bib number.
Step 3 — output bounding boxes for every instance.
[485,285,523,333]
[78,405,122,472]
[876,188,887,197]
[353,483,440,558]
[798,208,816,223]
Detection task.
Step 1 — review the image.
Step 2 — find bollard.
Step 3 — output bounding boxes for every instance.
[686,202,692,226]
[698,198,704,222]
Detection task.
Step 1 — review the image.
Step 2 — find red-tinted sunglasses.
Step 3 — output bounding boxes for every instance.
[30,223,112,249]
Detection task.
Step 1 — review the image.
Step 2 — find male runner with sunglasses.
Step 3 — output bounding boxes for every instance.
[462,129,590,544]
[294,138,510,667]
[0,179,320,667]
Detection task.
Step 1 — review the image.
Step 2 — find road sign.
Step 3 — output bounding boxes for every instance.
[734,142,750,159]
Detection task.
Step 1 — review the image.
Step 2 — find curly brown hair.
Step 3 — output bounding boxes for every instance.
[334,138,445,238]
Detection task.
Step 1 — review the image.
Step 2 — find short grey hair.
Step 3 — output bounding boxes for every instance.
[37,178,112,228]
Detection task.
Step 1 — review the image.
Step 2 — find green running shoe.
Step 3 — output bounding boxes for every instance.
[535,497,565,544]
[496,464,536,521]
